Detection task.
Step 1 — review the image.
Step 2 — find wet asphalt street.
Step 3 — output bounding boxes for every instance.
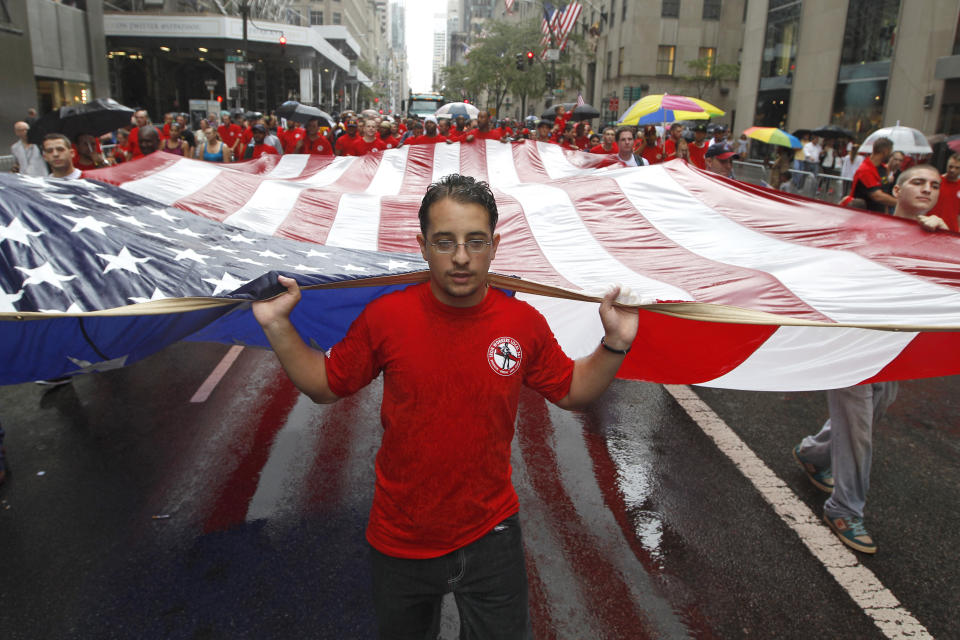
[0,341,957,639]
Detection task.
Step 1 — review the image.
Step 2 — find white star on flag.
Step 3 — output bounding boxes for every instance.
[111,213,151,229]
[97,246,152,275]
[92,193,125,208]
[235,257,267,266]
[174,227,204,239]
[129,287,170,304]
[16,262,77,289]
[228,233,257,244]
[0,289,24,312]
[209,246,239,254]
[39,302,84,314]
[0,218,44,246]
[203,271,247,296]
[257,249,286,259]
[378,259,413,271]
[65,215,113,236]
[45,195,86,211]
[171,248,211,264]
[145,208,179,223]
[340,264,367,272]
[300,248,330,258]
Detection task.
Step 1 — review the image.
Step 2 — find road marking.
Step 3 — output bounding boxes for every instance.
[664,384,932,640]
[190,345,244,403]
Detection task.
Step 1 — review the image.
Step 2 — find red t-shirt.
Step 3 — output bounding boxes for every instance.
[404,134,447,146]
[335,133,359,155]
[574,135,590,149]
[349,137,387,155]
[218,124,242,150]
[852,159,887,212]
[641,145,665,165]
[279,127,306,154]
[300,134,333,155]
[243,143,279,159]
[326,283,574,558]
[688,141,709,169]
[590,144,615,154]
[379,133,401,149]
[464,128,503,141]
[664,138,683,161]
[929,175,960,232]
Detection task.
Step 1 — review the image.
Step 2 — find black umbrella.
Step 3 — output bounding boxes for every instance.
[540,103,576,121]
[791,128,812,139]
[276,101,335,127]
[811,124,856,139]
[570,103,600,121]
[27,98,135,145]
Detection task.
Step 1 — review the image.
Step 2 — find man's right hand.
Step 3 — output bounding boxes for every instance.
[252,275,302,329]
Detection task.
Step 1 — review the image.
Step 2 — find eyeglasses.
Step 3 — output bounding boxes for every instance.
[429,239,491,254]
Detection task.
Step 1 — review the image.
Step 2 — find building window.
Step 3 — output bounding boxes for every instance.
[832,78,887,137]
[698,47,716,76]
[618,47,625,75]
[333,12,341,24]
[703,0,721,19]
[662,0,679,18]
[610,0,615,27]
[310,10,324,25]
[657,45,675,76]
[839,0,900,65]
[755,89,791,129]
[606,50,613,79]
[761,1,800,78]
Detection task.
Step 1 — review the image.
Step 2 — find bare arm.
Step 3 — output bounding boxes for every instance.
[868,189,898,207]
[555,287,640,410]
[252,275,340,404]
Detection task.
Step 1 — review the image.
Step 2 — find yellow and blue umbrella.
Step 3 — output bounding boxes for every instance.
[617,93,725,126]
[743,126,802,149]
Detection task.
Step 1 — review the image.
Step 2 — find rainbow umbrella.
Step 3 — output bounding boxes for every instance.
[616,93,725,126]
[743,126,801,149]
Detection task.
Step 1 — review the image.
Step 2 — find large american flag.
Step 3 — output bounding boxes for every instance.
[2,140,960,391]
[541,1,582,52]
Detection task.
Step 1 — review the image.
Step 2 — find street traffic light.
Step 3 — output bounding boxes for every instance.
[279,35,286,57]
[216,95,223,104]
[525,50,535,68]
[515,53,524,71]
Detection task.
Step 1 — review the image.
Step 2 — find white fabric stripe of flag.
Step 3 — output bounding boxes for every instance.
[484,140,522,190]
[700,326,917,391]
[556,1,581,48]
[120,159,222,205]
[295,155,357,187]
[266,154,310,178]
[326,193,382,249]
[223,180,302,235]
[518,294,603,359]
[615,167,960,326]
[500,182,692,301]
[536,142,597,180]
[365,146,409,196]
[431,142,463,185]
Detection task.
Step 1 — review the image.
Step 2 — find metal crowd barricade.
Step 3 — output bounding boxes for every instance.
[731,161,769,187]
[732,160,853,204]
[0,155,16,172]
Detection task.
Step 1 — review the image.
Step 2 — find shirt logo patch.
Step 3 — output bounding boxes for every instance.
[487,337,522,377]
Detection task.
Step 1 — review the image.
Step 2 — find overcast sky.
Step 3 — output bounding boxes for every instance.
[404,0,444,93]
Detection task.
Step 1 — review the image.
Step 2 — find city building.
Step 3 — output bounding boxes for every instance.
[0,0,109,137]
[432,12,447,91]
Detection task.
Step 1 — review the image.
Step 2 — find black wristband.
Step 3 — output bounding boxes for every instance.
[600,336,630,355]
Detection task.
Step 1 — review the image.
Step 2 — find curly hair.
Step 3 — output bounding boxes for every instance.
[418,174,499,235]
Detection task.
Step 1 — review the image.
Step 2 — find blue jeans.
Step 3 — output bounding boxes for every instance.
[369,513,531,640]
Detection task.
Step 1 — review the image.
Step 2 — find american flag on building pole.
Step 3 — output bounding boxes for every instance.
[577,92,586,107]
[3,142,960,391]
[504,0,515,14]
[540,3,560,51]
[554,0,582,51]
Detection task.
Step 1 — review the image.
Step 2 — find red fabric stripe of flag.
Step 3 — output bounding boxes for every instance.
[83,142,960,391]
[555,1,582,50]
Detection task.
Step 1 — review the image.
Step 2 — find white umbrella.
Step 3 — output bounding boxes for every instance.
[857,123,933,155]
[435,102,480,120]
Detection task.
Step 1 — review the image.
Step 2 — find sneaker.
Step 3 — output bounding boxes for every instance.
[793,445,834,493]
[824,513,877,554]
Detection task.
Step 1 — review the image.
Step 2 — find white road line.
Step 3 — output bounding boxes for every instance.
[190,345,244,403]
[664,384,931,640]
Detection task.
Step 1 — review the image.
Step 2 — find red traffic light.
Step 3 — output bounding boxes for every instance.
[279,35,287,45]
[216,95,223,103]
[525,50,534,59]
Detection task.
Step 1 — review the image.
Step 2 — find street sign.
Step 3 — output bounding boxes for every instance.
[204,79,217,91]
[234,62,254,71]
[544,49,560,61]
[552,89,564,96]
[226,55,245,63]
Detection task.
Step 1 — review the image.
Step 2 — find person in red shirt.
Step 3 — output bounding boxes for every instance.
[252,173,639,638]
[851,137,897,213]
[663,123,685,160]
[558,122,580,150]
[378,120,401,149]
[687,124,709,169]
[639,125,664,165]
[464,111,504,142]
[437,117,456,141]
[128,125,161,160]
[295,117,333,155]
[926,153,960,231]
[240,124,280,159]
[334,118,360,155]
[349,118,388,155]
[534,119,554,144]
[590,126,617,154]
[405,116,447,146]
[573,121,590,149]
[217,112,243,159]
[279,119,306,154]
[126,109,150,156]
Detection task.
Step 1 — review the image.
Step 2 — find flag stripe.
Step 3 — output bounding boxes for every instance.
[122,159,222,204]
[172,171,262,223]
[224,180,307,235]
[266,153,310,178]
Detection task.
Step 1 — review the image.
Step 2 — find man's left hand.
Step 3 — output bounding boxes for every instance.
[599,285,640,352]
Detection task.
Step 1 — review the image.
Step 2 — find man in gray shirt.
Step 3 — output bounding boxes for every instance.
[10,121,49,177]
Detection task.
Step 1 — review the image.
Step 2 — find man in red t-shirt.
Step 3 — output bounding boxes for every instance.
[639,125,664,165]
[590,126,617,154]
[851,137,897,213]
[279,119,306,154]
[217,112,243,159]
[334,118,360,155]
[295,118,333,155]
[349,118,387,155]
[378,121,401,149]
[464,111,505,142]
[241,124,280,159]
[253,174,640,637]
[927,152,960,231]
[688,124,709,169]
[404,115,447,146]
[663,123,685,161]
